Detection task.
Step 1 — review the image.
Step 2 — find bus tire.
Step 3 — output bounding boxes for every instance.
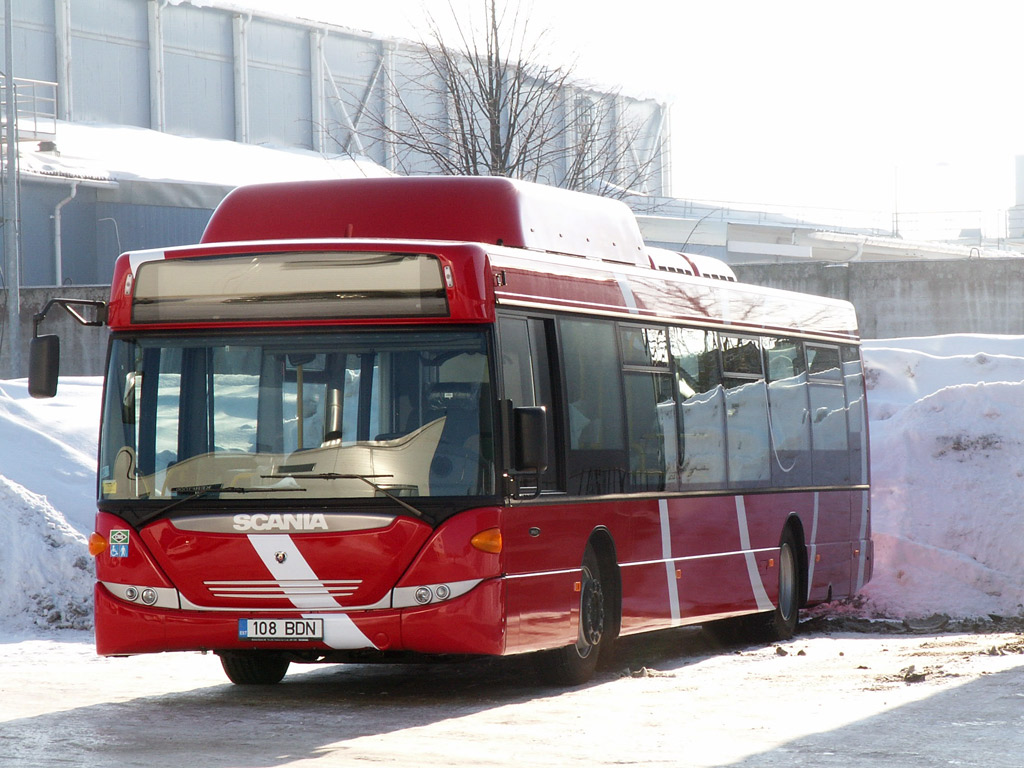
[219,651,290,685]
[749,527,801,642]
[536,544,608,686]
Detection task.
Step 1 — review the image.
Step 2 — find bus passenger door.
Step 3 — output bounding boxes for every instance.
[498,314,577,653]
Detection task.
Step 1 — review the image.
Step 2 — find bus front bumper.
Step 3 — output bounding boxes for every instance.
[93,578,506,658]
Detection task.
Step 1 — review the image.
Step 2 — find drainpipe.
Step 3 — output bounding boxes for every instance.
[4,0,22,375]
[53,181,78,286]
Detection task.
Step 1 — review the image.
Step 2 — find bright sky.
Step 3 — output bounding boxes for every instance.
[240,0,1023,235]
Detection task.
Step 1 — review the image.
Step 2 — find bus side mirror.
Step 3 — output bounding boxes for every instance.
[513,406,548,474]
[28,334,60,399]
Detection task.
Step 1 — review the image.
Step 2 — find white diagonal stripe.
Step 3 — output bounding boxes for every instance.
[736,497,774,611]
[659,499,681,625]
[247,534,339,610]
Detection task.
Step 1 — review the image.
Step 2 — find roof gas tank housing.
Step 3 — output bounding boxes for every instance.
[646,247,736,281]
[201,176,649,266]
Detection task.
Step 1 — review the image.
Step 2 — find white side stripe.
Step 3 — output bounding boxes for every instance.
[856,490,870,591]
[659,499,681,625]
[807,493,819,600]
[736,497,774,611]
[613,272,640,314]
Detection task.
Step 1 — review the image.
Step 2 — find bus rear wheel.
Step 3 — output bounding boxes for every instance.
[747,528,801,642]
[536,544,608,686]
[219,651,290,685]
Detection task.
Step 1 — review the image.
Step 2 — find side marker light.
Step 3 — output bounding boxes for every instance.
[470,528,502,554]
[89,532,108,557]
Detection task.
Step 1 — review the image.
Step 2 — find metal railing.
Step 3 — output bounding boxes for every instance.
[0,76,57,141]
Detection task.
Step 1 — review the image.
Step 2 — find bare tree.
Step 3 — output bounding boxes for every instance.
[351,0,666,199]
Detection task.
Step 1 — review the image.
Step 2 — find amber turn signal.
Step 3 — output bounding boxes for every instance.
[470,527,502,554]
[89,532,108,557]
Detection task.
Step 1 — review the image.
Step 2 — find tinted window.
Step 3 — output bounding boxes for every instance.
[561,318,626,494]
[721,336,770,487]
[764,337,812,487]
[621,326,674,492]
[669,327,726,488]
[842,345,868,485]
[806,343,850,485]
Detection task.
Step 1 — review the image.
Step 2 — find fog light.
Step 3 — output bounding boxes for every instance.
[414,587,433,604]
[124,586,139,602]
[140,588,158,606]
[434,584,451,600]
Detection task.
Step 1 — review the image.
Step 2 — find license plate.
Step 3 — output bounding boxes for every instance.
[238,618,324,641]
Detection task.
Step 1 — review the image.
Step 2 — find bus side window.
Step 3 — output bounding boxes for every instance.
[806,343,850,485]
[764,337,812,487]
[841,344,868,486]
[669,327,726,489]
[721,335,771,488]
[620,325,674,492]
[560,318,626,495]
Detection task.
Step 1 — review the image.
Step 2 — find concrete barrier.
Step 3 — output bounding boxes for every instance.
[733,259,1024,339]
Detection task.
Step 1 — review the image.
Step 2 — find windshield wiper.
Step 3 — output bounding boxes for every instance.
[156,481,307,517]
[262,472,427,520]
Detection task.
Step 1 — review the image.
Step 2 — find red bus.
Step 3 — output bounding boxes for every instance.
[30,176,871,685]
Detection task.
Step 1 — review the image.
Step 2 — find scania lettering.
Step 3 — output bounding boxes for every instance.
[30,176,871,686]
[232,513,329,532]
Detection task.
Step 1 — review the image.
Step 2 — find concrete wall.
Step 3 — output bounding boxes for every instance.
[733,259,1024,339]
[5,286,111,379]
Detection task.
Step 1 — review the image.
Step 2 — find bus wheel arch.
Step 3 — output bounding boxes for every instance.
[587,527,621,647]
[783,514,809,612]
[768,521,805,640]
[535,531,620,686]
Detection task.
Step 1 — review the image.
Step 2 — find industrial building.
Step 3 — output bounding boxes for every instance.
[1,2,1021,376]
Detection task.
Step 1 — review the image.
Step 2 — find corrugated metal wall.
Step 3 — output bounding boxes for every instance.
[163,5,234,139]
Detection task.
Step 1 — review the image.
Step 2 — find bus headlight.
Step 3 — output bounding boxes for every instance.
[392,579,482,608]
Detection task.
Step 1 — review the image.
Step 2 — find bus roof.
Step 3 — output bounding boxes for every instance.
[105,177,859,342]
[201,176,649,267]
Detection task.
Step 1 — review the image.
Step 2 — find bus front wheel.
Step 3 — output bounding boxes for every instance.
[536,544,609,686]
[219,651,290,685]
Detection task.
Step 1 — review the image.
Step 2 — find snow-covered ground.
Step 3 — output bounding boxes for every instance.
[2,334,1023,637]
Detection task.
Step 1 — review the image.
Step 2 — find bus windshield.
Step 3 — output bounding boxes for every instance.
[98,329,496,505]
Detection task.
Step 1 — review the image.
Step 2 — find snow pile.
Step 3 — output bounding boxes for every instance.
[0,475,93,631]
[0,380,100,631]
[3,334,1024,635]
[861,335,1024,619]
